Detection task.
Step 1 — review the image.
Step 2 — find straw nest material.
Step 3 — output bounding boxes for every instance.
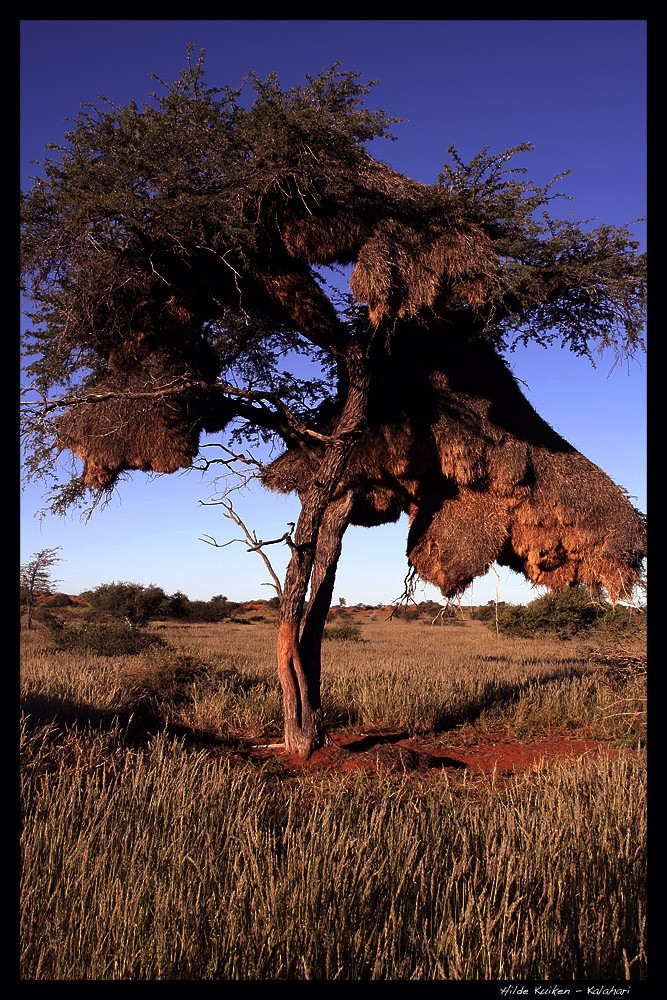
[280,157,496,325]
[56,347,228,490]
[262,319,646,603]
[54,156,496,493]
[53,155,645,603]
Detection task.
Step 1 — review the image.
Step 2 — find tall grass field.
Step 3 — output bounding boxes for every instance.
[20,612,646,980]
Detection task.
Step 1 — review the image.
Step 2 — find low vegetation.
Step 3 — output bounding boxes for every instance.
[474,586,645,642]
[20,588,646,981]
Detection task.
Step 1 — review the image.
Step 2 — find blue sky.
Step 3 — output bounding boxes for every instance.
[20,19,646,606]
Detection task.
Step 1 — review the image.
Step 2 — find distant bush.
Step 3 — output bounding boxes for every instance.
[472,602,509,623]
[490,587,608,640]
[80,582,168,627]
[589,605,647,671]
[55,620,164,656]
[185,599,237,622]
[45,592,73,608]
[397,606,423,622]
[594,604,646,642]
[323,621,363,642]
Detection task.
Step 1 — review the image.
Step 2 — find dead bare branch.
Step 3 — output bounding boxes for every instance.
[199,498,295,598]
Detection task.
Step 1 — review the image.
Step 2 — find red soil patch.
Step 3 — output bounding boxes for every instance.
[239,730,621,779]
[33,593,87,605]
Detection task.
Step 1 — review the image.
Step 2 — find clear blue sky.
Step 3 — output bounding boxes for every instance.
[20,19,647,606]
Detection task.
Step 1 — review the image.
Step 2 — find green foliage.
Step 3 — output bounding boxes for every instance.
[54,619,163,656]
[20,52,397,390]
[184,598,235,622]
[79,581,169,626]
[417,600,444,618]
[324,620,363,642]
[389,604,422,622]
[43,592,72,608]
[20,547,63,629]
[491,587,609,640]
[20,48,645,517]
[20,547,62,599]
[472,601,509,623]
[20,54,399,508]
[76,582,249,625]
[594,602,645,638]
[154,590,190,620]
[439,144,646,359]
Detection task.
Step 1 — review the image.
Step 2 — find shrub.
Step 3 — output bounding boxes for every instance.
[56,621,164,656]
[79,582,168,626]
[492,587,607,640]
[323,621,363,642]
[45,592,73,608]
[472,601,508,623]
[589,606,647,671]
[185,599,234,622]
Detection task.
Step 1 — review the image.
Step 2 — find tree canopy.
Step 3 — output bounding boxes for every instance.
[21,50,645,510]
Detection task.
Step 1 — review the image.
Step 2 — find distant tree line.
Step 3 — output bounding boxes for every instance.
[23,570,644,643]
[77,582,273,626]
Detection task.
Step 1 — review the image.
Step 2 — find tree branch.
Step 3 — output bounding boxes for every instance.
[21,375,334,451]
[199,498,294,598]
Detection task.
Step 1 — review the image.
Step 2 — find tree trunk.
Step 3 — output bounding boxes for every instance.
[276,618,327,756]
[300,493,355,708]
[276,350,367,757]
[277,495,355,755]
[277,492,355,755]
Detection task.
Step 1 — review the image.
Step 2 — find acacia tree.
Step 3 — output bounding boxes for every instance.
[20,547,62,630]
[21,51,646,756]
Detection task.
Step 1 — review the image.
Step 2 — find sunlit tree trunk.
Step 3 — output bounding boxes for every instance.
[277,354,366,757]
[277,492,355,755]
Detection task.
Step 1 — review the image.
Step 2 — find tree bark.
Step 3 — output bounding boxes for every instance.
[300,493,355,708]
[276,350,366,757]
[277,494,355,756]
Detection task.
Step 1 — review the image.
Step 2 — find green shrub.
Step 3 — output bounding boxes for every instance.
[472,601,508,623]
[185,599,234,622]
[323,621,363,642]
[399,606,423,622]
[79,582,168,626]
[493,587,607,640]
[44,592,73,608]
[56,621,163,656]
[589,605,647,672]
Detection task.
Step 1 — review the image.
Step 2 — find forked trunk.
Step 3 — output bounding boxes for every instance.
[277,493,355,756]
[276,348,367,758]
[277,619,329,756]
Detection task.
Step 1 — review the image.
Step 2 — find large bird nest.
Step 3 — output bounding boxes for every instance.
[279,156,496,325]
[52,155,645,602]
[56,348,229,490]
[54,156,497,491]
[262,321,646,604]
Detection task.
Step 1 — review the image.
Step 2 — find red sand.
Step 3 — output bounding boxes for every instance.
[237,729,622,779]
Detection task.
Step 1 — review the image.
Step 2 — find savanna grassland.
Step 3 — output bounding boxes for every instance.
[20,608,646,981]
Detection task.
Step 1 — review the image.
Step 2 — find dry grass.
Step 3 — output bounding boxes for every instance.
[20,616,647,980]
